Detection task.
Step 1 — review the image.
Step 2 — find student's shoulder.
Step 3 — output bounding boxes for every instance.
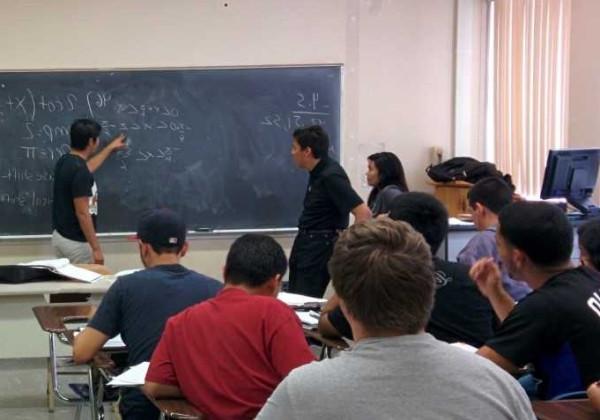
[186,270,223,289]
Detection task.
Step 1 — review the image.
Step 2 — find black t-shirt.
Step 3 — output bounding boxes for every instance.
[326,258,495,347]
[298,157,363,230]
[427,258,496,347]
[486,267,600,388]
[52,153,96,242]
[88,264,222,413]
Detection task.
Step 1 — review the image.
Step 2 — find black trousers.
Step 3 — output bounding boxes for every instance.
[288,230,338,298]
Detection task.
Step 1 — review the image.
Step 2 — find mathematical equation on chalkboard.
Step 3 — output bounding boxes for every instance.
[0,67,341,234]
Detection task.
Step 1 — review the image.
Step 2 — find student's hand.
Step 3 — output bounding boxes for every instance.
[92,248,105,265]
[108,134,127,152]
[469,257,503,299]
[92,352,115,369]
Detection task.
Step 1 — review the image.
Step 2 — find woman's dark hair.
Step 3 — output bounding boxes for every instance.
[367,152,409,207]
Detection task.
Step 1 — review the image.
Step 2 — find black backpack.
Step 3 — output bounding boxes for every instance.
[426,157,508,185]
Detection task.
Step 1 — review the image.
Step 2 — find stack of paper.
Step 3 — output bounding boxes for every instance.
[278,292,326,308]
[19,258,102,283]
[107,361,149,387]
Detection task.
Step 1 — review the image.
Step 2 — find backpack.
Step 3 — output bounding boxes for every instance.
[426,157,508,185]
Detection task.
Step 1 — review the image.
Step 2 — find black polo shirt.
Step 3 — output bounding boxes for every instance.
[297,157,363,230]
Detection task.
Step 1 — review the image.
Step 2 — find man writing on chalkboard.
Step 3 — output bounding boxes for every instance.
[289,125,371,298]
[51,119,126,264]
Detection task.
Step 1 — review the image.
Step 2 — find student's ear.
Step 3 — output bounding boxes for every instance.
[265,274,282,297]
[512,248,527,270]
[179,241,189,257]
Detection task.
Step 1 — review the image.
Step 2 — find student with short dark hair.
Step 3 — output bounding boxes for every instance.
[144,234,315,419]
[473,202,600,399]
[578,218,600,272]
[366,151,409,216]
[458,176,531,301]
[73,209,222,419]
[52,118,127,264]
[289,125,371,297]
[319,192,495,347]
[258,219,534,420]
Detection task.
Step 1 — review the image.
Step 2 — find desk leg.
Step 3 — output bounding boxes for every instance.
[46,356,55,413]
[88,366,98,420]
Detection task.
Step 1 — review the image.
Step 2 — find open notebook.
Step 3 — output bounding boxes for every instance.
[18,258,102,283]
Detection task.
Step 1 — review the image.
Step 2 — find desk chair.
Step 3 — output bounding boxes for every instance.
[147,396,205,419]
[32,303,124,420]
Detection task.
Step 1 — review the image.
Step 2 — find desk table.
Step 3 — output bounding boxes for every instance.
[532,399,598,420]
[0,277,115,358]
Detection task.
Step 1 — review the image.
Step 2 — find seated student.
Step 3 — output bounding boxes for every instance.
[73,209,222,420]
[457,177,531,301]
[144,234,315,419]
[258,219,535,420]
[319,192,495,347]
[366,152,409,216]
[578,217,600,272]
[472,202,600,399]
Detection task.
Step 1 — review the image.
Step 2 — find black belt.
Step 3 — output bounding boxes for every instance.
[298,229,341,235]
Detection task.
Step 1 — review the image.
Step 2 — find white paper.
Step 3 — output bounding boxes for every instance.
[107,361,149,387]
[448,217,474,227]
[295,310,320,327]
[104,334,126,349]
[278,292,326,307]
[450,342,478,353]
[114,268,142,278]
[74,330,126,349]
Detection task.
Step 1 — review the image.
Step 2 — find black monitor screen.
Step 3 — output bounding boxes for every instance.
[540,148,600,214]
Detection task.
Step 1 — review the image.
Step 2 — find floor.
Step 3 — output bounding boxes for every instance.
[0,358,118,420]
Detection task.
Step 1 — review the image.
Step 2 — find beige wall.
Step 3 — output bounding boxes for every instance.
[569,0,600,204]
[0,0,456,274]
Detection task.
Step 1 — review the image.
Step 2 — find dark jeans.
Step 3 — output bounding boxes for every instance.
[288,230,338,298]
[120,388,160,420]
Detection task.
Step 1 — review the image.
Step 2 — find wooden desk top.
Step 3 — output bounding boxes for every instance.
[148,397,205,419]
[532,399,598,420]
[32,303,96,333]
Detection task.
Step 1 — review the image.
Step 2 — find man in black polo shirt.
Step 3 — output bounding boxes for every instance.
[52,118,126,264]
[73,209,222,419]
[289,125,371,297]
[472,201,600,399]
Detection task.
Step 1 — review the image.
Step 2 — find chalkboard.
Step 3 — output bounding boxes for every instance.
[0,67,341,235]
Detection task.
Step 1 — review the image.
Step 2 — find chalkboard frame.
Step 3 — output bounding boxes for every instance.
[0,65,343,239]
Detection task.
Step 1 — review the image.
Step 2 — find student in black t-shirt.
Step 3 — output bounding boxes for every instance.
[319,192,495,348]
[472,201,600,399]
[52,119,126,264]
[289,125,371,298]
[73,209,222,419]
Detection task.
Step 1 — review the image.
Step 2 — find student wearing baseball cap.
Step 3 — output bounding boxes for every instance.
[73,208,222,420]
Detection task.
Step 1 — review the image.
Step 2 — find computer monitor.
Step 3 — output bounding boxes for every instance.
[541,148,600,216]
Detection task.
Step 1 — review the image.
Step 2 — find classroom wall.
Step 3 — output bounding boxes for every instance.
[0,0,456,275]
[568,0,600,205]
